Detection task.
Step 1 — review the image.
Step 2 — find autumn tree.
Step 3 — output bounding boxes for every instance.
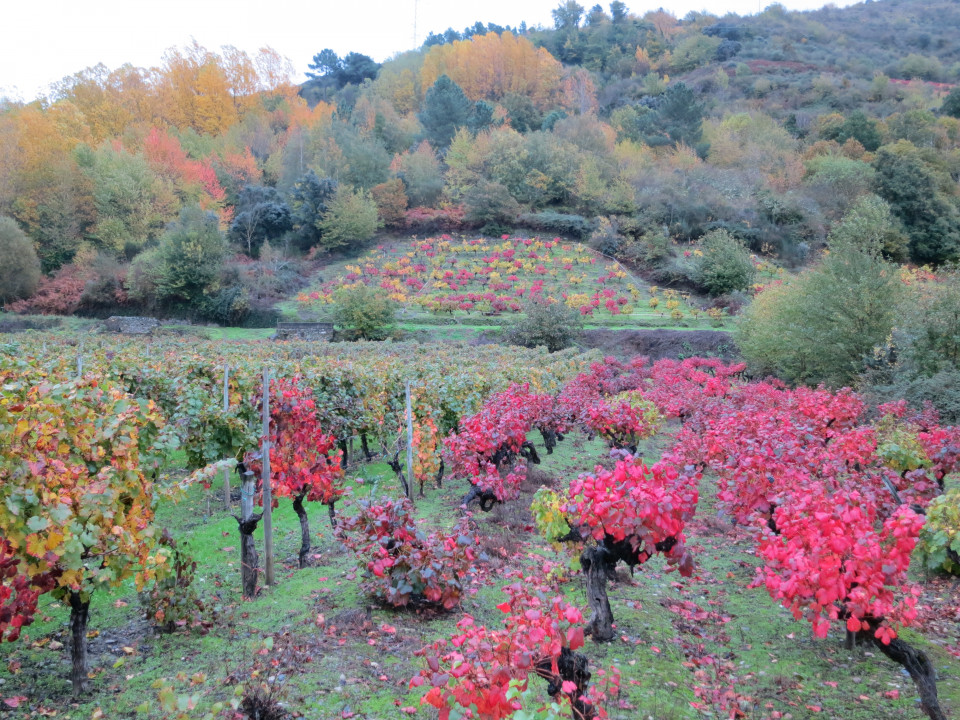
[391,141,444,207]
[76,141,177,257]
[318,185,381,251]
[155,205,225,306]
[421,32,563,110]
[6,103,95,271]
[156,41,237,135]
[370,178,407,227]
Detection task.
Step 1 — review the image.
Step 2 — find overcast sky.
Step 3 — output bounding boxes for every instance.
[2,0,861,101]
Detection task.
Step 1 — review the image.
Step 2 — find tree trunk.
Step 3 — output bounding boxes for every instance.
[235,512,262,599]
[580,545,615,642]
[328,501,337,531]
[338,439,349,468]
[292,490,311,569]
[435,457,444,489]
[69,591,90,696]
[360,433,373,460]
[864,630,947,720]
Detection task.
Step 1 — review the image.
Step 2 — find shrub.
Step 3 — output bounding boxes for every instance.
[404,205,467,234]
[332,284,396,340]
[618,227,672,266]
[0,217,41,304]
[9,262,90,315]
[319,185,381,251]
[943,87,960,119]
[506,299,583,353]
[341,498,479,609]
[690,229,756,296]
[737,240,901,387]
[141,530,211,633]
[463,180,520,227]
[156,206,225,306]
[587,217,625,256]
[916,489,960,574]
[517,211,595,239]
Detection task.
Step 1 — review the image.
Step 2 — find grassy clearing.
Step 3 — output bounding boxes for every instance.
[1,428,956,719]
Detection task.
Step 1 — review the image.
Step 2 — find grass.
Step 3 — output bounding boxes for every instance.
[2,428,957,719]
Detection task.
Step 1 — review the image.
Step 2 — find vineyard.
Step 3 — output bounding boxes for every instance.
[1,334,959,720]
[290,236,752,330]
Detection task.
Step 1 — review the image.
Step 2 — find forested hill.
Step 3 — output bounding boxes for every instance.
[1,0,959,326]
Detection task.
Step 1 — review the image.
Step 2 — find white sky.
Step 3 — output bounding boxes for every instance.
[2,0,861,102]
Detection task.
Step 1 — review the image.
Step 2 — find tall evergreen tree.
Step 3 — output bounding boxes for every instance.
[418,75,474,149]
[289,171,339,251]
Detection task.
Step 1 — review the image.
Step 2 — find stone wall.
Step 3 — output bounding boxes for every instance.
[275,322,334,342]
[103,316,161,335]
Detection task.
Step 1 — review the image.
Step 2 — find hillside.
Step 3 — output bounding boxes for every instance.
[0,0,958,328]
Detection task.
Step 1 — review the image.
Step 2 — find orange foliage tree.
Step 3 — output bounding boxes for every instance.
[421,32,563,110]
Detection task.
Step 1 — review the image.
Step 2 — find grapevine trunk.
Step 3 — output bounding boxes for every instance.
[68,591,90,696]
[292,489,311,569]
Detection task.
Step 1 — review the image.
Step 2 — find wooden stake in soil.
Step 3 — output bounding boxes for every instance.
[222,365,231,509]
[405,380,415,504]
[261,367,275,586]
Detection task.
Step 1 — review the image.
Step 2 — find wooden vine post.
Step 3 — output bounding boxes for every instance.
[405,380,415,504]
[262,367,275,586]
[222,365,231,510]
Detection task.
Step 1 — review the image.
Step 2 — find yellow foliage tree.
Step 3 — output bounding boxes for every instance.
[421,32,563,110]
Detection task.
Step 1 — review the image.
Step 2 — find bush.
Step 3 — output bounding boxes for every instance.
[341,498,479,609]
[618,225,673,267]
[404,205,467,234]
[332,284,396,340]
[0,217,41,304]
[156,206,225,306]
[506,299,584,353]
[199,284,251,325]
[141,530,211,633]
[463,180,520,227]
[9,262,90,315]
[587,217,625,256]
[690,229,756,296]
[319,185,381,251]
[516,211,595,239]
[862,270,960,422]
[916,489,960,574]
[736,240,902,387]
